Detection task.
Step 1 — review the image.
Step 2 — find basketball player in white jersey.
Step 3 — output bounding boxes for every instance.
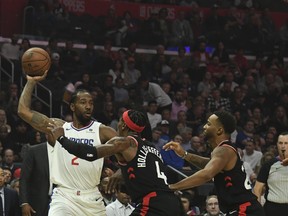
[18,71,117,216]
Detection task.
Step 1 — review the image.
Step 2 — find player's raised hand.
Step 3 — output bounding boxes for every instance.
[26,70,48,82]
[162,141,185,157]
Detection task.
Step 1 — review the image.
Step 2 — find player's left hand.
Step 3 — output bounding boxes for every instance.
[47,123,64,141]
[162,141,185,158]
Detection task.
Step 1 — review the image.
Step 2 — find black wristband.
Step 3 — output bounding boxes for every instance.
[60,137,98,161]
[57,135,65,144]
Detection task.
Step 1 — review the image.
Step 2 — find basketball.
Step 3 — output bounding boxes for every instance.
[21,47,51,76]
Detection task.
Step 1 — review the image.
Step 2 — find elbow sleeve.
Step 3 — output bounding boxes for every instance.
[59,136,98,161]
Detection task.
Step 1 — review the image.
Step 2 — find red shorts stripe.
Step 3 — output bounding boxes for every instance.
[238,201,251,216]
[140,192,157,216]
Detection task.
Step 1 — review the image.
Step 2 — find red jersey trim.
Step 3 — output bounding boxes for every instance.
[140,191,157,216]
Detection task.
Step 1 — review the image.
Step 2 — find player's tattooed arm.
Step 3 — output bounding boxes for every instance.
[184,154,210,169]
[18,77,64,133]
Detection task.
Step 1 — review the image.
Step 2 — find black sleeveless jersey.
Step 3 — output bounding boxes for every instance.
[214,141,257,213]
[120,135,171,202]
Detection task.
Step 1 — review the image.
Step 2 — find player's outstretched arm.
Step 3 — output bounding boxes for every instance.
[163,141,210,169]
[18,72,64,134]
[169,146,230,191]
[52,125,132,161]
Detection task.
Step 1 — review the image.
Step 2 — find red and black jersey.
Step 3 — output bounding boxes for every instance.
[214,141,257,213]
[120,135,171,203]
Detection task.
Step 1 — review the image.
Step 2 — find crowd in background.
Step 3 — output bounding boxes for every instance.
[1,0,288,215]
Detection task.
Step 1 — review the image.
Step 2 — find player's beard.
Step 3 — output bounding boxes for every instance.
[77,113,92,126]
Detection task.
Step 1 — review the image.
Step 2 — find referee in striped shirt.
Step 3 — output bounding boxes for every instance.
[254,132,288,215]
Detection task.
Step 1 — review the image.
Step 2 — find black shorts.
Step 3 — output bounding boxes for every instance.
[226,200,265,216]
[130,191,182,216]
[264,200,288,216]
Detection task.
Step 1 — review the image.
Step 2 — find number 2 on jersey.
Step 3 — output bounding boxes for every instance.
[72,156,79,165]
[155,161,168,185]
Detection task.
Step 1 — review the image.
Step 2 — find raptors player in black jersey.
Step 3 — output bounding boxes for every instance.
[163,111,265,216]
[49,109,182,216]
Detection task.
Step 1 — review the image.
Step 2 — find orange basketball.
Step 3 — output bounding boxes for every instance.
[21,47,51,76]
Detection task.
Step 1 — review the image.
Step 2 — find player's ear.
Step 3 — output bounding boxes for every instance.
[217,127,223,135]
[70,103,75,112]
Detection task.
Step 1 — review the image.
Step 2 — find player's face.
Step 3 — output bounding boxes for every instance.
[203,114,219,140]
[277,134,288,159]
[72,92,94,125]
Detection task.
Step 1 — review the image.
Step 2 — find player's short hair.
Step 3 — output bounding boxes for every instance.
[70,89,90,104]
[214,111,236,134]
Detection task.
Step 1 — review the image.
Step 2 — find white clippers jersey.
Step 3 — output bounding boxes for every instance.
[51,121,103,190]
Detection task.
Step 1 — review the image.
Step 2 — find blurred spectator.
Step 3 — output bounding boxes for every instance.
[186,103,206,134]
[6,120,31,160]
[124,57,141,86]
[236,119,255,150]
[113,77,129,104]
[242,138,263,171]
[161,134,185,170]
[249,106,268,134]
[115,11,140,46]
[20,137,53,216]
[0,167,21,215]
[2,166,12,187]
[18,38,31,60]
[211,41,230,65]
[219,71,239,92]
[206,56,225,83]
[171,11,193,47]
[207,88,231,113]
[2,149,21,177]
[170,90,188,121]
[0,36,20,61]
[147,101,162,130]
[267,105,288,134]
[47,52,65,80]
[203,195,224,216]
[179,127,193,151]
[157,8,172,46]
[151,127,165,151]
[197,71,217,95]
[10,178,20,195]
[110,107,127,131]
[106,183,134,216]
[0,109,11,134]
[109,60,125,84]
[233,47,249,71]
[180,191,201,216]
[138,76,172,113]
